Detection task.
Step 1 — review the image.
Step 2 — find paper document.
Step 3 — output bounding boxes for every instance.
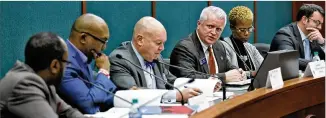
[174,78,219,96]
[114,89,168,108]
[226,79,251,85]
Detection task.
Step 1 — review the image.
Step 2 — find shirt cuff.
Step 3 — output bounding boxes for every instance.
[98,68,110,79]
[161,90,177,103]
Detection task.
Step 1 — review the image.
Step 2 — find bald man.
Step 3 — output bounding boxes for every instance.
[58,13,116,114]
[109,16,202,103]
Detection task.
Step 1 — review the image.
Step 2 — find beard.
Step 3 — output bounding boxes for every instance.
[53,65,64,87]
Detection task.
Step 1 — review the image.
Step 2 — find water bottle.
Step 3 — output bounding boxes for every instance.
[129,98,142,118]
[312,52,321,62]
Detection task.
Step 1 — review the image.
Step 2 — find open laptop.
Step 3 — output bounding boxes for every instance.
[253,50,299,89]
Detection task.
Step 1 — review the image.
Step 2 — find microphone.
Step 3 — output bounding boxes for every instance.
[153,59,215,79]
[70,72,133,105]
[119,76,196,118]
[153,59,228,100]
[116,54,193,106]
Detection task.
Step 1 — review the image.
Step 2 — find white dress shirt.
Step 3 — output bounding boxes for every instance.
[131,43,176,103]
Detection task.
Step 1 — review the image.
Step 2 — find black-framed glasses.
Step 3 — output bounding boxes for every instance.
[232,26,255,33]
[73,28,108,44]
[308,17,323,27]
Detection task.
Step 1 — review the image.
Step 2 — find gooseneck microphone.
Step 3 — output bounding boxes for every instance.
[153,59,227,100]
[116,54,193,106]
[153,60,214,79]
[70,73,133,105]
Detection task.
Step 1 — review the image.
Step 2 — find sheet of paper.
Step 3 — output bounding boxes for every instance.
[174,78,219,96]
[226,79,251,85]
[114,89,168,108]
[212,91,234,98]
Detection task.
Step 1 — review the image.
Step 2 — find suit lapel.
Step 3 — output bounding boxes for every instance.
[192,32,209,73]
[66,40,92,81]
[127,43,147,87]
[292,23,305,58]
[153,61,166,89]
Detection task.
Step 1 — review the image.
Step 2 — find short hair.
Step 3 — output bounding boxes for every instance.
[25,32,65,72]
[228,6,253,27]
[199,6,227,26]
[296,4,325,21]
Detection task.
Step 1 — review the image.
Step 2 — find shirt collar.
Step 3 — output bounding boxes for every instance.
[68,40,88,64]
[297,24,307,41]
[196,30,211,52]
[131,42,146,67]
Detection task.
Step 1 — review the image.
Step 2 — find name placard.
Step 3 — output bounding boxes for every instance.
[266,67,283,89]
[304,60,325,79]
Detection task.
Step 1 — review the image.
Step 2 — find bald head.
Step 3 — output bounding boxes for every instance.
[70,13,109,40]
[69,13,110,61]
[132,16,166,41]
[132,16,167,62]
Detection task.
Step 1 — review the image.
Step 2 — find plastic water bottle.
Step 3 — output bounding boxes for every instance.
[312,52,321,62]
[129,98,142,118]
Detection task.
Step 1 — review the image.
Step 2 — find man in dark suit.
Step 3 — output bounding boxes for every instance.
[270,4,325,70]
[109,16,202,103]
[170,6,245,82]
[0,32,83,118]
[58,14,116,114]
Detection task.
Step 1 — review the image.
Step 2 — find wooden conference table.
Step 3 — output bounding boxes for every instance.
[191,77,325,118]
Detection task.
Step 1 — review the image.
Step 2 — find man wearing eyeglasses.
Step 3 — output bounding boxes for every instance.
[270,4,325,70]
[170,6,245,84]
[221,6,263,79]
[0,32,84,118]
[58,13,116,114]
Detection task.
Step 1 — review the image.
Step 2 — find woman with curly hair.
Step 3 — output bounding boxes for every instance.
[222,6,263,78]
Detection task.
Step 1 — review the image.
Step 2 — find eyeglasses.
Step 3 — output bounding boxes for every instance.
[73,28,108,44]
[232,26,255,33]
[57,58,72,64]
[308,17,323,27]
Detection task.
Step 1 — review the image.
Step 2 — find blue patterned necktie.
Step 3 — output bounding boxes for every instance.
[304,38,311,60]
[144,60,155,68]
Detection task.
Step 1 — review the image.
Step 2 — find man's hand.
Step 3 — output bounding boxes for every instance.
[129,86,139,90]
[92,51,110,71]
[307,27,325,44]
[225,69,242,82]
[176,88,202,102]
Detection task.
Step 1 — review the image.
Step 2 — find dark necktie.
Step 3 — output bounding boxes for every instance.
[208,46,216,74]
[144,60,154,68]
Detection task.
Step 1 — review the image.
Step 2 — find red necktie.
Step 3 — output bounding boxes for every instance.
[208,46,216,74]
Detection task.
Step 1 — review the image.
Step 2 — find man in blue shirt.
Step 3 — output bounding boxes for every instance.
[58,13,116,114]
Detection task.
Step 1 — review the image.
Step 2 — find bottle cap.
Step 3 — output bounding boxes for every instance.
[132,98,138,104]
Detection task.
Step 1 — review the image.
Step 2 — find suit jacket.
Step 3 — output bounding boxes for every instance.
[58,40,116,114]
[222,37,263,71]
[270,22,325,70]
[170,31,237,80]
[109,41,176,90]
[0,61,83,118]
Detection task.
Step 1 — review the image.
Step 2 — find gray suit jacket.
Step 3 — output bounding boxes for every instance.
[109,41,176,90]
[0,61,83,118]
[222,37,263,71]
[270,22,325,70]
[170,31,237,80]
